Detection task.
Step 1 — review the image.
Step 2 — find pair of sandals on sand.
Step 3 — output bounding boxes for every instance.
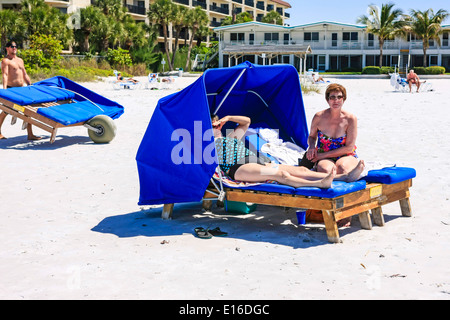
[194,227,228,239]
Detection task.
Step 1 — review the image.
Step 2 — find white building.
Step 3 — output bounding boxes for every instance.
[0,0,149,21]
[214,21,450,71]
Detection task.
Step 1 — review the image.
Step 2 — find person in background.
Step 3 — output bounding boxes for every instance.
[0,41,41,140]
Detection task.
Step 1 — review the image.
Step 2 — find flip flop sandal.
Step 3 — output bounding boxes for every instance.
[194,227,212,239]
[207,227,228,237]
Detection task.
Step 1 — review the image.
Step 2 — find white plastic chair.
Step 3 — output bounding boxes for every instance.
[112,70,140,90]
[147,73,160,90]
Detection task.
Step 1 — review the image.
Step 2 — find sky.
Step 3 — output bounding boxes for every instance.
[286,0,450,26]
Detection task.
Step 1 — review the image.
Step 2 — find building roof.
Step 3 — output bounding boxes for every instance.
[271,0,291,8]
[213,21,366,32]
[223,44,311,56]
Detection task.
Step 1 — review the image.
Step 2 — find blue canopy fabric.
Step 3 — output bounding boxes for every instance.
[136,62,309,205]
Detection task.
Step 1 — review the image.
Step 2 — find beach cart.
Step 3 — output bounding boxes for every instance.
[0,76,124,143]
[136,62,416,243]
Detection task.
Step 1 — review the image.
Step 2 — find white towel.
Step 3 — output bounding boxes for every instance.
[261,142,305,166]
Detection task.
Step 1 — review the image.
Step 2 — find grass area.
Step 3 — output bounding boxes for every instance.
[301,82,322,95]
[26,58,148,83]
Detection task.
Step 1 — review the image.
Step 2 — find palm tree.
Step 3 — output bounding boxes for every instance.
[93,0,124,17]
[184,6,208,71]
[0,10,24,52]
[357,3,406,68]
[20,0,72,46]
[405,8,449,67]
[221,12,253,26]
[148,0,176,71]
[171,4,188,67]
[262,10,283,25]
[76,6,103,53]
[121,15,146,51]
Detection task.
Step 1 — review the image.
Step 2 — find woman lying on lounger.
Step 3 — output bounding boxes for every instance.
[306,83,364,177]
[212,114,364,189]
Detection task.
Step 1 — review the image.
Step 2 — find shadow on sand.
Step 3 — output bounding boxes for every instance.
[0,134,93,150]
[91,201,403,249]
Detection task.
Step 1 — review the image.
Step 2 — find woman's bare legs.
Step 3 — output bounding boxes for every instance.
[313,157,366,227]
[316,157,365,182]
[233,163,336,188]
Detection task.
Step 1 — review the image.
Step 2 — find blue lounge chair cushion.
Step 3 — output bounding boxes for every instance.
[0,86,76,105]
[32,86,75,101]
[37,101,122,126]
[225,180,367,198]
[362,166,416,184]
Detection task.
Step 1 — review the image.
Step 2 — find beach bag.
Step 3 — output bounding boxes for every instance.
[225,200,257,214]
[306,209,323,223]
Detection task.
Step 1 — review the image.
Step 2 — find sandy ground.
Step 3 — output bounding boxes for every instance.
[0,74,449,300]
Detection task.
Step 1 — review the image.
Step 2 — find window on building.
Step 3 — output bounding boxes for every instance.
[368,33,374,47]
[429,55,438,66]
[343,32,358,41]
[264,33,279,43]
[443,32,449,47]
[331,33,337,47]
[230,33,245,43]
[304,32,319,41]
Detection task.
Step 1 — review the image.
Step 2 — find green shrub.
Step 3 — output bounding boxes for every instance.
[362,66,381,74]
[29,34,63,62]
[426,66,445,74]
[413,67,426,74]
[106,48,133,68]
[20,34,63,69]
[408,66,446,74]
[380,66,395,74]
[20,49,47,69]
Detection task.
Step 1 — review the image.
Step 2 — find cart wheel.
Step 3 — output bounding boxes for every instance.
[87,115,117,143]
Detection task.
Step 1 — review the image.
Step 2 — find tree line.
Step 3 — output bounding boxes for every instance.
[357,3,449,67]
[0,0,284,72]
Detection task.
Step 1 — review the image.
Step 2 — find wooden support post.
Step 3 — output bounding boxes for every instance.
[202,200,213,211]
[322,210,340,243]
[399,198,412,217]
[162,203,174,220]
[371,207,385,226]
[358,210,372,230]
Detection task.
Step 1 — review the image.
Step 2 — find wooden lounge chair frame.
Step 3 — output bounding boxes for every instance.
[160,178,413,243]
[0,97,103,144]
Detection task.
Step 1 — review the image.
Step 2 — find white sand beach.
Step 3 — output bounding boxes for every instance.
[0,74,449,300]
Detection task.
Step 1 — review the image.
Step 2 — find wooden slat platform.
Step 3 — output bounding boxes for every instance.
[161,179,413,243]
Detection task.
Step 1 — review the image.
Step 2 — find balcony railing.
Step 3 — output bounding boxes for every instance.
[192,0,206,9]
[210,5,229,15]
[125,4,146,15]
[173,0,189,6]
[222,38,446,51]
[210,20,222,27]
[256,3,265,10]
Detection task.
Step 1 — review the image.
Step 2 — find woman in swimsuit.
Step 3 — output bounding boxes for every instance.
[307,83,364,176]
[306,83,365,226]
[212,114,363,189]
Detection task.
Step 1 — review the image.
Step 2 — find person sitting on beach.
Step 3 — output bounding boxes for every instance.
[116,72,138,84]
[312,73,325,83]
[212,114,364,189]
[406,69,421,93]
[306,83,365,225]
[0,41,41,140]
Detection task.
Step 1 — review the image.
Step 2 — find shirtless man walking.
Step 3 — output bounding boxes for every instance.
[0,41,41,140]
